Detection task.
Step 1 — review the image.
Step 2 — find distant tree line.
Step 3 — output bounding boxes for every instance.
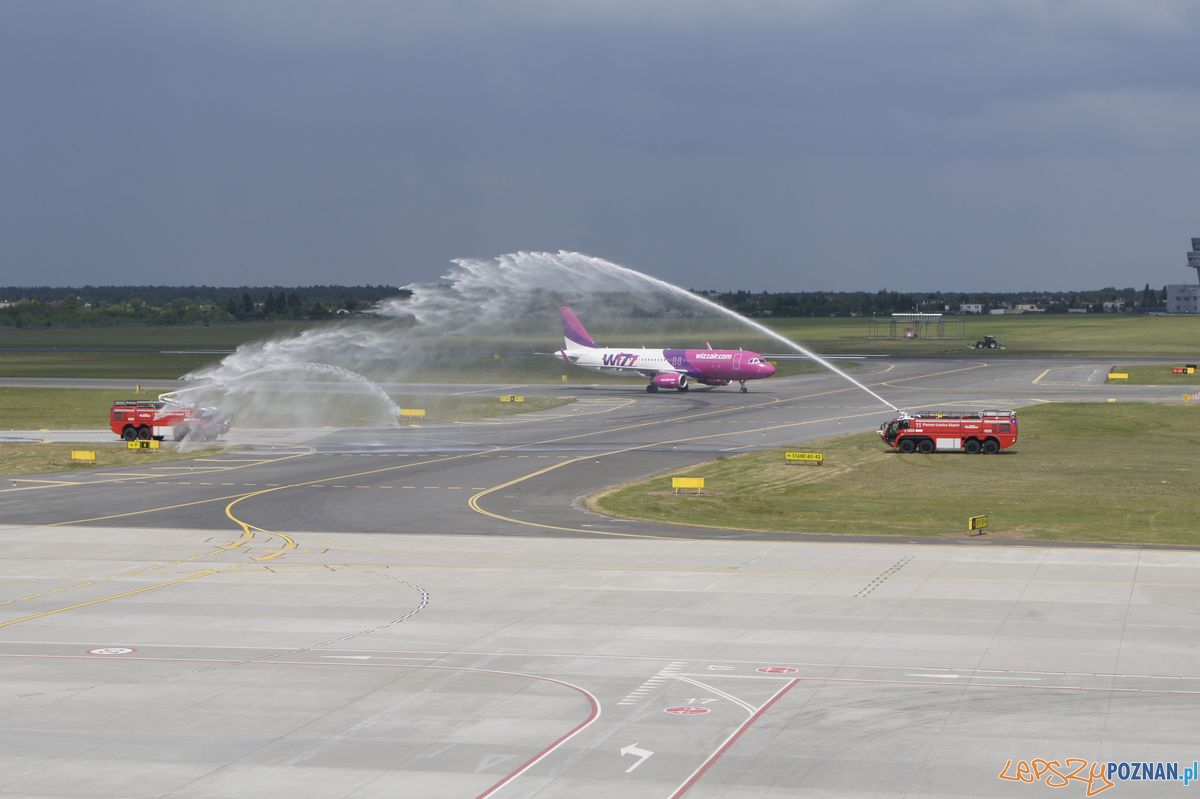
[0,285,408,328]
[695,285,1166,317]
[0,283,1169,328]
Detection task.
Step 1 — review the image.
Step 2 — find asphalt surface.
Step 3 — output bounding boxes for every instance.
[1,357,1196,798]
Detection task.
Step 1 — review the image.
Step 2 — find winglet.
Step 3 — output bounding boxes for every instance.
[560,306,598,349]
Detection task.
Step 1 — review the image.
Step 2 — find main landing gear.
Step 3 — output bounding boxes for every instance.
[646,383,658,393]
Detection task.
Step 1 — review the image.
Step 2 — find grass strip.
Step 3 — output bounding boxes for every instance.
[0,387,573,431]
[592,403,1200,546]
[2,442,224,478]
[1108,365,1200,386]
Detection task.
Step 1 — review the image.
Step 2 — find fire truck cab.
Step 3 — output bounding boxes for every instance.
[880,410,1017,454]
[110,401,231,442]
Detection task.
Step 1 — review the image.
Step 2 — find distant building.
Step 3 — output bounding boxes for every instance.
[1101,299,1125,313]
[1015,303,1045,313]
[1167,285,1200,313]
[959,303,982,314]
[1165,238,1200,313]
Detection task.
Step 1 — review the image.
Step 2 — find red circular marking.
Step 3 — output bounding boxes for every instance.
[664,705,710,715]
[756,666,797,674]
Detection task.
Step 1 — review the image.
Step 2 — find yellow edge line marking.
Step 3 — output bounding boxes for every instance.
[0,445,315,494]
[10,478,83,486]
[879,361,988,390]
[41,490,261,528]
[0,570,217,629]
[468,406,905,540]
[1033,368,1051,385]
[24,361,943,539]
[463,363,992,541]
[19,362,971,550]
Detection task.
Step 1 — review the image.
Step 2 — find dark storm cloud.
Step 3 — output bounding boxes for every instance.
[2,1,1198,290]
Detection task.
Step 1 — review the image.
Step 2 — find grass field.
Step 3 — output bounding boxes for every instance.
[0,387,573,474]
[592,403,1200,545]
[0,322,318,378]
[766,314,1200,357]
[0,387,572,431]
[0,388,175,429]
[2,442,224,478]
[3,314,1199,380]
[1109,365,1200,385]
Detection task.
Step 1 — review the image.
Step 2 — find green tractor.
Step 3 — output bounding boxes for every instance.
[970,335,1003,350]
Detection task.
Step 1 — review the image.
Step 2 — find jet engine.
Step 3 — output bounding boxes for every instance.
[653,373,688,391]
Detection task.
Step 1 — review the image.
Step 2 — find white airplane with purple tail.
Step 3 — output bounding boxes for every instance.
[557,306,776,393]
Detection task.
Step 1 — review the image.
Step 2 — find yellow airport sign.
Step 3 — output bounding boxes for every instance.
[127,440,160,450]
[1107,372,1128,381]
[785,451,824,465]
[968,514,989,533]
[399,408,426,419]
[70,450,96,463]
[672,476,704,494]
[499,395,526,403]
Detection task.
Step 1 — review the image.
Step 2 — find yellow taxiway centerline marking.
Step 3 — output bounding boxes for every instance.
[467,392,977,541]
[0,571,217,629]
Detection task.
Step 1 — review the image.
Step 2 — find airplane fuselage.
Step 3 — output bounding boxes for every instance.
[556,305,775,393]
[562,346,774,385]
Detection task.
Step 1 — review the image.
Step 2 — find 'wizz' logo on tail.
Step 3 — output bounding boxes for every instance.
[602,352,639,367]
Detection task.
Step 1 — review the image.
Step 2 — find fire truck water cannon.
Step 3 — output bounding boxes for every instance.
[879,410,1018,454]
[109,399,231,442]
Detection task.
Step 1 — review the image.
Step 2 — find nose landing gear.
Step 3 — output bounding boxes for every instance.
[739,380,748,393]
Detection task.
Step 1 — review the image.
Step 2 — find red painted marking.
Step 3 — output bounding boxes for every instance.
[664,706,710,716]
[756,666,797,674]
[670,678,800,798]
[474,673,600,798]
[0,651,596,798]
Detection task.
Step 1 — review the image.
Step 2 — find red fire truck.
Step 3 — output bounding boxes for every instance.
[879,410,1018,454]
[109,401,231,442]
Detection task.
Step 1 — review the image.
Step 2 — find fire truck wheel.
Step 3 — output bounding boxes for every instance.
[917,439,935,454]
[136,426,152,440]
[898,439,916,454]
[121,426,138,442]
[982,438,1000,454]
[963,439,981,454]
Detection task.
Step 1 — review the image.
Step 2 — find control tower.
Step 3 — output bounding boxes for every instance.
[1167,239,1200,312]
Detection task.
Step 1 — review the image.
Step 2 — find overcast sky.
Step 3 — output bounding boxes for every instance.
[3,1,1199,291]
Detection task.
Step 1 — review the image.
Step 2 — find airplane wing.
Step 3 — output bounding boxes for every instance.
[599,365,685,378]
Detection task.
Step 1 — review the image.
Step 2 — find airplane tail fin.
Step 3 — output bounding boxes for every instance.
[560,306,598,349]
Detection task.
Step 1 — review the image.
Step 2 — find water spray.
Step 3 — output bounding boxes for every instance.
[384,251,900,412]
[181,250,900,429]
[556,253,902,412]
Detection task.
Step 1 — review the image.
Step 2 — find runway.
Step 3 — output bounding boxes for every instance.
[1,357,1195,797]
